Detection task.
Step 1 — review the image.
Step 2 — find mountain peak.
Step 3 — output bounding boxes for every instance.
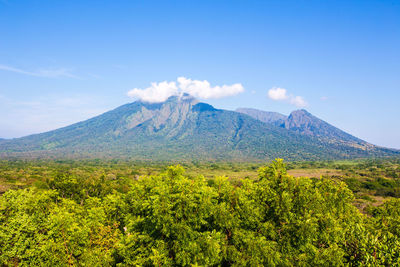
[285,109,365,144]
[238,107,369,146]
[137,93,199,105]
[289,109,312,117]
[291,109,309,114]
[167,93,197,102]
[286,109,316,129]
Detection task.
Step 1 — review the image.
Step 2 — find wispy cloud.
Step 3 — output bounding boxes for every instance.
[268,87,308,108]
[127,77,244,103]
[0,64,79,78]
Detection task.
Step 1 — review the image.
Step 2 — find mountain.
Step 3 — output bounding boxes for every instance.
[283,109,366,144]
[237,108,368,145]
[236,108,286,127]
[0,96,398,161]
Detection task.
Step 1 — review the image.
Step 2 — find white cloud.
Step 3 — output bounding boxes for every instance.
[127,77,244,103]
[177,77,244,99]
[267,87,307,108]
[127,81,179,103]
[268,87,288,100]
[0,64,78,78]
[290,96,307,108]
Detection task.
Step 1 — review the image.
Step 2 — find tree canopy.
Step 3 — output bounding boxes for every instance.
[1,160,399,266]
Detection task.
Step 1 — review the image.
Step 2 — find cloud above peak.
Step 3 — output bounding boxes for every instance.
[267,87,288,101]
[127,77,244,103]
[127,81,178,103]
[268,87,307,108]
[177,77,244,99]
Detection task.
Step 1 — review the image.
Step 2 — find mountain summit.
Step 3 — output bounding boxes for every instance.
[237,108,367,146]
[0,97,398,161]
[284,109,366,144]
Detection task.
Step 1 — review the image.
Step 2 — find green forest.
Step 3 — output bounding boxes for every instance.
[1,159,400,266]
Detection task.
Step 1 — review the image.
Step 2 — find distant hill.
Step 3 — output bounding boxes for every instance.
[237,108,367,145]
[236,108,286,127]
[0,96,398,161]
[283,109,366,144]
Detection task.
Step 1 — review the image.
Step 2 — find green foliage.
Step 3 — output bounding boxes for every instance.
[0,189,120,266]
[0,159,400,266]
[289,158,400,205]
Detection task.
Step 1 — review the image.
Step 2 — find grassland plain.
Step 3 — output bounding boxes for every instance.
[1,158,400,265]
[1,158,399,211]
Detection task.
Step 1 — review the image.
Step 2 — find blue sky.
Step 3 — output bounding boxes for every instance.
[0,0,399,148]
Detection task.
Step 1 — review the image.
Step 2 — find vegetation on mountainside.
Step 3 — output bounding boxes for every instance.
[1,159,400,266]
[1,97,398,161]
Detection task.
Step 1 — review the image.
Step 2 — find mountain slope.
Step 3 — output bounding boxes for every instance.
[0,96,398,161]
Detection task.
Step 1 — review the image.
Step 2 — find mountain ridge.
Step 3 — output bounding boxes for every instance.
[0,96,398,161]
[237,107,368,146]
[236,108,286,127]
